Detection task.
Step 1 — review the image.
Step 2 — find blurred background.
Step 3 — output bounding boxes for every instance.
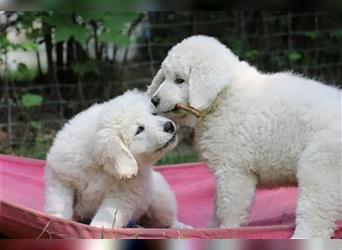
[0,12,341,164]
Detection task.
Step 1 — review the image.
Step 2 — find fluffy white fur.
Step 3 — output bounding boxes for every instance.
[147,35,341,238]
[45,90,190,229]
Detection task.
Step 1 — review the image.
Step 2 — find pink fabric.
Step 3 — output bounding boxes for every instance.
[0,154,341,239]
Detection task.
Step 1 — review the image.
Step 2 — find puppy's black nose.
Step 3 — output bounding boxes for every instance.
[164,121,175,133]
[151,96,160,107]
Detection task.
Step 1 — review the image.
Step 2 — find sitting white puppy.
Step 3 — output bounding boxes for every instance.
[45,90,190,229]
[147,35,341,238]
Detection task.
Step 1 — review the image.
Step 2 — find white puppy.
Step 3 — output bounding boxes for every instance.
[147,35,341,238]
[45,90,190,229]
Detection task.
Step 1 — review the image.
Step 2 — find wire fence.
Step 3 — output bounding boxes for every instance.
[1,12,341,162]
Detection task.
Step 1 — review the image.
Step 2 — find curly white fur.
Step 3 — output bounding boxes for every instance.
[44,90,191,229]
[147,35,341,238]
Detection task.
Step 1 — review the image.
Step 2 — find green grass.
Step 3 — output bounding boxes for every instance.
[3,140,52,160]
[156,147,198,165]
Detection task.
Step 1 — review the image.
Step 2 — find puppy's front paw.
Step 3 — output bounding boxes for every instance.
[91,211,128,229]
[219,221,240,228]
[90,219,114,229]
[115,165,139,179]
[171,221,193,229]
[105,163,138,179]
[291,236,304,239]
[291,231,310,239]
[45,209,72,220]
[48,213,67,219]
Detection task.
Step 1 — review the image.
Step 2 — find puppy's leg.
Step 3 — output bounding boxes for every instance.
[214,168,257,228]
[44,170,74,219]
[292,135,341,238]
[90,195,134,229]
[139,172,192,229]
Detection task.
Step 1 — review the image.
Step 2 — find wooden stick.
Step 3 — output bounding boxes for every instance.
[175,103,201,118]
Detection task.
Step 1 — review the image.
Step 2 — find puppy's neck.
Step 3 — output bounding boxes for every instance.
[180,87,227,128]
[188,61,260,128]
[136,154,160,170]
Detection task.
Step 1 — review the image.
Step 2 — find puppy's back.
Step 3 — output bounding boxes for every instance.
[46,103,104,172]
[254,72,341,127]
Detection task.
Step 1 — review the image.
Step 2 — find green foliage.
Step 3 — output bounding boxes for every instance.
[1,11,139,80]
[99,12,137,46]
[74,59,101,76]
[44,11,137,46]
[8,64,37,81]
[305,31,319,39]
[244,50,259,61]
[330,29,342,38]
[0,36,38,52]
[56,25,87,44]
[47,12,88,44]
[20,42,39,51]
[225,35,245,57]
[288,51,302,62]
[30,121,42,130]
[21,94,43,107]
[0,35,10,52]
[269,54,286,68]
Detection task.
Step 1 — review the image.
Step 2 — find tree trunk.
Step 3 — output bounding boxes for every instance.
[44,27,63,117]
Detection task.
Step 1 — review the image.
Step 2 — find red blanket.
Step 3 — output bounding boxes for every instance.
[0,154,341,239]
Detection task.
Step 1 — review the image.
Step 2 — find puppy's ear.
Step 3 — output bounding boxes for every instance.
[94,128,138,179]
[189,63,230,111]
[146,69,164,97]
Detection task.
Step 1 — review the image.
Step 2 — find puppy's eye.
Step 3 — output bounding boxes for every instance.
[136,126,144,135]
[175,78,184,84]
[152,113,157,116]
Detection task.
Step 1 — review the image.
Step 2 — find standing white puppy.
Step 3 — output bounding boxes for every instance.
[45,90,190,229]
[147,35,341,238]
